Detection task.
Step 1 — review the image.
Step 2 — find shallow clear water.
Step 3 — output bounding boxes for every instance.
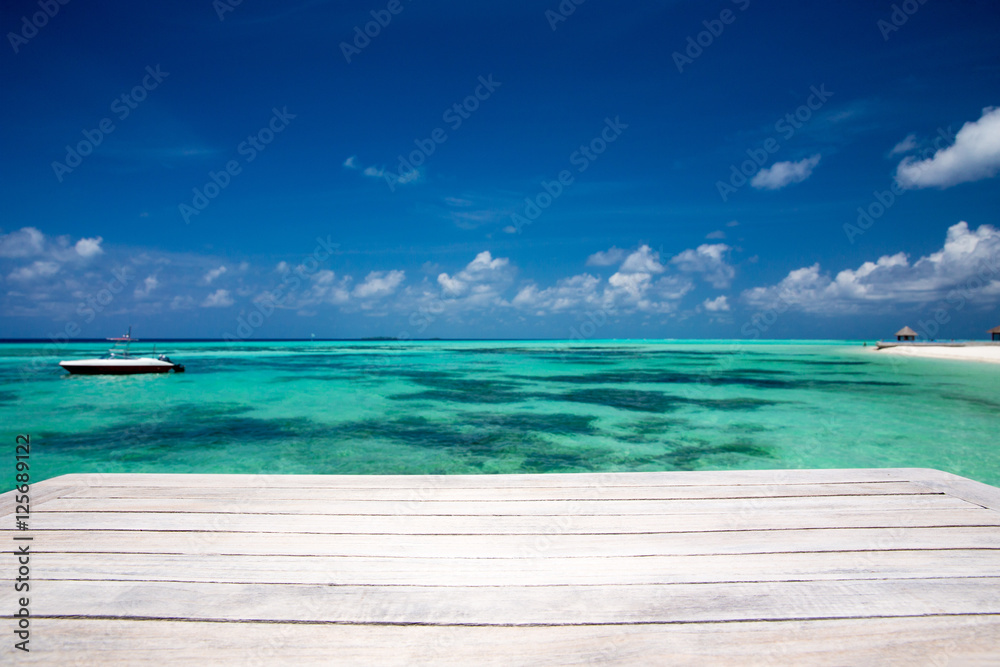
[3,340,998,488]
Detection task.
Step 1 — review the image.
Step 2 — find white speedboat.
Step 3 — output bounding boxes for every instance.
[59,328,185,375]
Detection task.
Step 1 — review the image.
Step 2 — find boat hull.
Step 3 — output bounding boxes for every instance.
[59,359,178,375]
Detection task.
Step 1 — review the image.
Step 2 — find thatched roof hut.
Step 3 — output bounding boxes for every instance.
[989,325,1000,341]
[895,326,917,341]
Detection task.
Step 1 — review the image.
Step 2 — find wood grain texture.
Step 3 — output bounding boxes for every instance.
[8,525,1000,557]
[53,480,931,501]
[30,549,1000,585]
[34,493,973,516]
[18,506,997,534]
[14,616,1000,667]
[8,577,1000,624]
[1,468,999,665]
[29,467,929,489]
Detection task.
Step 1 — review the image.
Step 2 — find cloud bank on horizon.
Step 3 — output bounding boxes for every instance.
[3,220,998,339]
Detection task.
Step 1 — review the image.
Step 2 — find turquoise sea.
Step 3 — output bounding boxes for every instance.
[3,340,998,489]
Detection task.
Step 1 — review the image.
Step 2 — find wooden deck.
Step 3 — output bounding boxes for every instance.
[3,468,1000,664]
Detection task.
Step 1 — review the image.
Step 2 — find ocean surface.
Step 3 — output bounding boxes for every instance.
[3,339,999,489]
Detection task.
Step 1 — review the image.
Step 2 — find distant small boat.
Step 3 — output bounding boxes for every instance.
[59,328,185,375]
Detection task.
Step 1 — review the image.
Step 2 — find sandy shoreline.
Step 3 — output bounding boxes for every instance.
[874,344,1000,364]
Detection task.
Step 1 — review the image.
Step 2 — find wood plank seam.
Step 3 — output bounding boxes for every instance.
[20,613,1000,626]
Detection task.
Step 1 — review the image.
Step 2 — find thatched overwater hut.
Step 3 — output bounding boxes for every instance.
[989,326,1000,341]
[895,326,917,342]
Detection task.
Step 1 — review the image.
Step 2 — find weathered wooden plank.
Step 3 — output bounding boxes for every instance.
[15,505,995,534]
[33,550,1000,586]
[0,482,80,519]
[19,616,1000,666]
[909,468,1000,512]
[12,526,1000,557]
[42,468,928,489]
[54,481,932,502]
[8,578,1000,624]
[34,493,969,516]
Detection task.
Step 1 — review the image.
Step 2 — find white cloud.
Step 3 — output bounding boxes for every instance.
[507,245,701,316]
[650,275,694,302]
[344,154,421,186]
[896,107,1000,189]
[398,169,420,183]
[742,221,1000,313]
[298,270,352,306]
[203,265,227,284]
[670,243,735,288]
[606,271,651,299]
[599,246,693,313]
[8,260,59,282]
[449,209,505,230]
[201,289,234,308]
[135,275,158,298]
[1,227,105,263]
[0,227,253,319]
[889,133,918,156]
[437,275,461,295]
[586,247,626,266]
[512,274,601,313]
[170,295,195,310]
[358,163,420,185]
[751,154,821,190]
[705,230,726,240]
[726,220,740,228]
[605,273,693,314]
[74,236,103,258]
[618,245,666,274]
[319,274,352,304]
[703,295,730,312]
[440,193,517,231]
[399,251,517,321]
[353,270,405,299]
[0,227,46,258]
[438,251,512,298]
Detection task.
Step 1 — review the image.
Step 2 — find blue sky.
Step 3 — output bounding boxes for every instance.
[2,0,999,340]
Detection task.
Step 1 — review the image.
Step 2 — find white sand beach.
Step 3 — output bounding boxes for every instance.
[875,344,1000,364]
